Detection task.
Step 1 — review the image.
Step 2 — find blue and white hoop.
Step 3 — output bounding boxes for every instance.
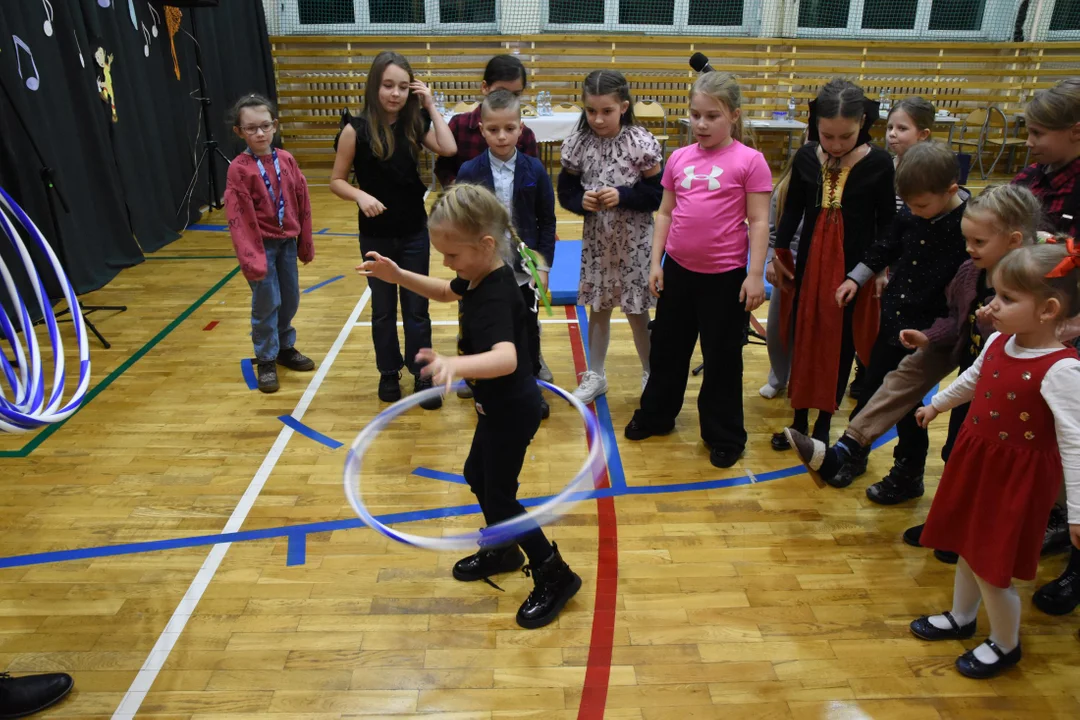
[343,379,607,551]
[0,187,90,433]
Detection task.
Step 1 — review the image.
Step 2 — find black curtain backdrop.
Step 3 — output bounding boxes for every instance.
[0,0,276,307]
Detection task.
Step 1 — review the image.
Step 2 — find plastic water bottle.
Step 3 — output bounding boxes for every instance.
[787,96,796,120]
[879,89,890,113]
[434,91,444,115]
[540,91,550,115]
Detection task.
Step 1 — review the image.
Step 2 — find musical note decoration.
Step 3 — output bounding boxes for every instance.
[166,6,182,80]
[148,3,161,37]
[98,0,111,7]
[141,22,152,57]
[42,0,55,37]
[12,36,41,91]
[94,47,118,122]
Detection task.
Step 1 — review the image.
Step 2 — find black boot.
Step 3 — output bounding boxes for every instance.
[414,375,443,410]
[516,543,582,629]
[378,371,402,402]
[866,457,925,505]
[1043,505,1071,556]
[0,672,74,719]
[1033,567,1080,616]
[829,445,869,489]
[453,544,525,582]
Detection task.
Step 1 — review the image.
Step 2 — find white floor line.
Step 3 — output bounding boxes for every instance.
[112,288,372,720]
[353,318,630,327]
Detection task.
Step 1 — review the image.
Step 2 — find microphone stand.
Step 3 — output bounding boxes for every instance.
[0,75,126,349]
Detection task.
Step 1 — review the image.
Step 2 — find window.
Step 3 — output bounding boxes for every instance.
[298,0,354,24]
[928,0,985,31]
[861,0,917,30]
[370,0,425,24]
[689,0,743,26]
[1050,0,1080,31]
[798,0,849,29]
[549,0,604,24]
[619,0,675,25]
[440,0,496,23]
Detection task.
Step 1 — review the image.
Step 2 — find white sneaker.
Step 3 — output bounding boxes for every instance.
[573,370,608,404]
[759,383,783,399]
[538,353,554,383]
[642,370,650,392]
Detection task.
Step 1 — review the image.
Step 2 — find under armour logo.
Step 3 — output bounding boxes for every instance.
[681,165,723,190]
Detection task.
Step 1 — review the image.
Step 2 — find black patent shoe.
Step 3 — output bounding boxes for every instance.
[955,640,1022,679]
[910,611,977,641]
[866,457,924,505]
[771,429,797,451]
[1033,569,1080,616]
[453,545,525,582]
[903,523,925,547]
[1043,505,1071,556]
[0,672,74,719]
[516,543,582,629]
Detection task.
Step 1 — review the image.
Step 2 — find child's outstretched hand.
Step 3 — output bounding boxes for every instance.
[740,275,766,312]
[899,329,929,350]
[356,251,401,283]
[916,405,939,428]
[835,279,860,307]
[416,348,457,391]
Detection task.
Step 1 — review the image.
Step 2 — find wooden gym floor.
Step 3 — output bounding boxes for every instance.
[2,189,1079,719]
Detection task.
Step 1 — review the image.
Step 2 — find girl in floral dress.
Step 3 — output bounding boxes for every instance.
[558,70,663,403]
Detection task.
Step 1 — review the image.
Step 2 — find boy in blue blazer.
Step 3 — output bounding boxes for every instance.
[458,89,557,417]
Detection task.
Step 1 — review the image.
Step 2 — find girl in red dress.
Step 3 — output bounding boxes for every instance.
[910,240,1080,679]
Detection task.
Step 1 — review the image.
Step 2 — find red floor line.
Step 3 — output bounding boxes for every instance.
[565,305,619,720]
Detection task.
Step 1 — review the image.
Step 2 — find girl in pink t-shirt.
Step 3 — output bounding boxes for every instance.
[624,72,772,469]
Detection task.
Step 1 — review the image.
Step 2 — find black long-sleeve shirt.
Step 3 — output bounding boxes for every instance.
[774,143,896,284]
[852,193,971,347]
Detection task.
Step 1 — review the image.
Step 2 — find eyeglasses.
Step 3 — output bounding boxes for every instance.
[240,121,277,136]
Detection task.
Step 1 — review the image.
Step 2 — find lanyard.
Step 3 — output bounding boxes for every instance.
[248,149,285,228]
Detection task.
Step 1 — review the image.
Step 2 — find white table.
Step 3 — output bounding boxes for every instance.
[679,117,807,162]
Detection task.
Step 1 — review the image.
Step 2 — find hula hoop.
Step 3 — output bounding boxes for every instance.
[343,379,607,551]
[0,186,90,433]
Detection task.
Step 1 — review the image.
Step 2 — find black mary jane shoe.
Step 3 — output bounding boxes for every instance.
[955,640,1022,679]
[771,429,799,451]
[909,611,977,641]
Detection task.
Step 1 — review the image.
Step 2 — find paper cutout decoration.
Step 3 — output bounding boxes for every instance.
[12,36,41,91]
[42,0,54,36]
[95,47,117,122]
[166,6,182,80]
[128,0,137,29]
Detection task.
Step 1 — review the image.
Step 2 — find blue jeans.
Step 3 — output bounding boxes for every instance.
[248,237,299,362]
[361,229,432,376]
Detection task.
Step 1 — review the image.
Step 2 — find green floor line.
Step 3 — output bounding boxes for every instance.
[0,266,242,459]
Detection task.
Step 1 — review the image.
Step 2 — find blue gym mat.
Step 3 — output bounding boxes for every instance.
[548,239,774,305]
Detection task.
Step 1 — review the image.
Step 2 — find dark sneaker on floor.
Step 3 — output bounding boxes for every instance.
[516,543,582,629]
[540,397,550,420]
[0,672,74,718]
[453,545,525,582]
[378,371,402,403]
[414,376,443,410]
[276,347,315,371]
[624,418,672,441]
[1033,569,1080,615]
[1043,505,1071,556]
[829,446,869,489]
[903,523,925,547]
[709,446,741,469]
[866,457,924,505]
[256,360,279,394]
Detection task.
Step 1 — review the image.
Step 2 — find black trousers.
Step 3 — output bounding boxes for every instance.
[633,258,749,452]
[463,401,549,562]
[360,229,432,376]
[851,335,929,463]
[519,283,542,378]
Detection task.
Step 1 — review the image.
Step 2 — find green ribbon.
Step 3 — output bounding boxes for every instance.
[517,242,553,316]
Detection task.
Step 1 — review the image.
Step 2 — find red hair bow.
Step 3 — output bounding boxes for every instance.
[1046,236,1080,278]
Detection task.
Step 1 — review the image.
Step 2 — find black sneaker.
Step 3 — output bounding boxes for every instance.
[540,397,550,420]
[1033,569,1080,615]
[516,543,582,629]
[378,371,402,402]
[830,446,869,489]
[0,672,74,718]
[1044,505,1071,556]
[414,376,443,410]
[709,446,741,469]
[866,457,924,505]
[277,347,315,371]
[453,545,525,582]
[256,360,279,393]
[903,523,925,547]
[624,418,672,441]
